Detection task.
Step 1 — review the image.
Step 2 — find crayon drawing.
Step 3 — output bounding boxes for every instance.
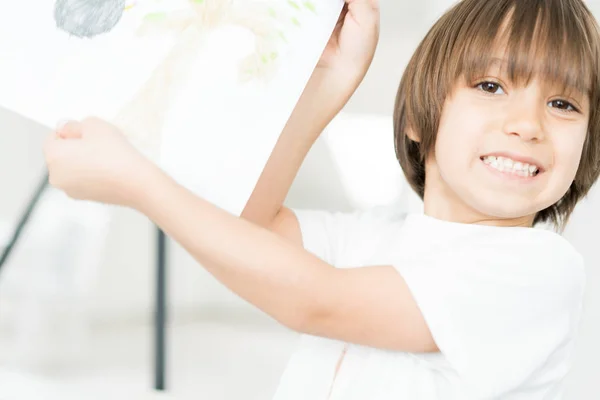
[0,0,343,214]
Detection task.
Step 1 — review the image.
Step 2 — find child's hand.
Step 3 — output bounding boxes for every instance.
[43,117,152,207]
[317,0,380,88]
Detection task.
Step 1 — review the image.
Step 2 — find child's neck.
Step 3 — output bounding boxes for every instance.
[422,199,534,227]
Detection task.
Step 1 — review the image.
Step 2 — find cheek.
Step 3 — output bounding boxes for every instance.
[434,129,461,174]
[552,127,588,183]
[434,107,484,171]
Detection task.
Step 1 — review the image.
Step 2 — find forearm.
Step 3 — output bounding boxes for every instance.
[137,164,335,329]
[242,69,354,227]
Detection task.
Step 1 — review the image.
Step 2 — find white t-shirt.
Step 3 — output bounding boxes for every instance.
[272,207,586,400]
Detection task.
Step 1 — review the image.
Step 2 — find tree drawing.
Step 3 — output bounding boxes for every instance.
[53,0,319,156]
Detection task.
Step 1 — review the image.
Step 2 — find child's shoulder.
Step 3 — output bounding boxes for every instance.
[490,223,585,272]
[344,204,410,238]
[456,223,586,291]
[354,204,408,224]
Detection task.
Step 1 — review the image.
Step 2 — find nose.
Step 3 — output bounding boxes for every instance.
[502,91,545,142]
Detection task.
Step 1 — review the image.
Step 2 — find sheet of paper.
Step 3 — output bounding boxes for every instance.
[0,0,344,215]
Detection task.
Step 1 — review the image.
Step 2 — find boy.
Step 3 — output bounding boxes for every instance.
[44,0,600,398]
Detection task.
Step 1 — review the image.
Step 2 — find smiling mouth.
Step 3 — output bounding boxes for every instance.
[480,155,542,178]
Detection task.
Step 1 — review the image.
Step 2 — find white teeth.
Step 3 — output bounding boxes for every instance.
[482,156,539,176]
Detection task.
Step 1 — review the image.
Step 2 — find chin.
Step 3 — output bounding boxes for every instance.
[467,195,542,222]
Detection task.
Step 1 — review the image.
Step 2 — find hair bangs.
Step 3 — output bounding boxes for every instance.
[453,0,597,100]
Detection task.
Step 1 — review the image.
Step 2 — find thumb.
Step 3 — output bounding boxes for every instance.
[56,119,84,139]
[346,0,380,23]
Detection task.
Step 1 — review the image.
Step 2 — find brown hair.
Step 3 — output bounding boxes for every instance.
[394,0,600,231]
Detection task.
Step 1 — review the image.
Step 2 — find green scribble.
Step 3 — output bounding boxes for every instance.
[287,0,301,11]
[137,0,321,84]
[277,30,288,43]
[303,1,316,13]
[143,12,167,22]
[259,52,278,64]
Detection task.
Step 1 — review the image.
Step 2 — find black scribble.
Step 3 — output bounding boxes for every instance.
[54,0,126,38]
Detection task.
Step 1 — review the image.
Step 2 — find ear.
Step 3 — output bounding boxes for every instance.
[406,126,421,143]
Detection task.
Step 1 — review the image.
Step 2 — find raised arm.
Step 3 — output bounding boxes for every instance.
[240,70,344,245]
[241,0,380,245]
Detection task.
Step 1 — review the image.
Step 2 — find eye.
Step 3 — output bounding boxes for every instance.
[548,99,579,113]
[476,81,505,95]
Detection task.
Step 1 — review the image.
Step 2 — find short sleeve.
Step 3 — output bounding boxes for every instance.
[292,206,406,268]
[394,232,586,398]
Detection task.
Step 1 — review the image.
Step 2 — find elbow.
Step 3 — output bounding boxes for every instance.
[240,203,281,229]
[287,311,312,335]
[285,302,330,337]
[239,209,269,227]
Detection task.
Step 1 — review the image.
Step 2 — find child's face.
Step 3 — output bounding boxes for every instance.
[423,59,590,227]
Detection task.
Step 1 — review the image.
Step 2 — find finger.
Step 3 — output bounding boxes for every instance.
[43,130,81,162]
[346,0,379,8]
[346,0,380,22]
[56,119,84,139]
[329,5,347,39]
[336,3,348,25]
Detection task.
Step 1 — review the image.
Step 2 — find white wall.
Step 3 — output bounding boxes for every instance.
[561,186,600,398]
